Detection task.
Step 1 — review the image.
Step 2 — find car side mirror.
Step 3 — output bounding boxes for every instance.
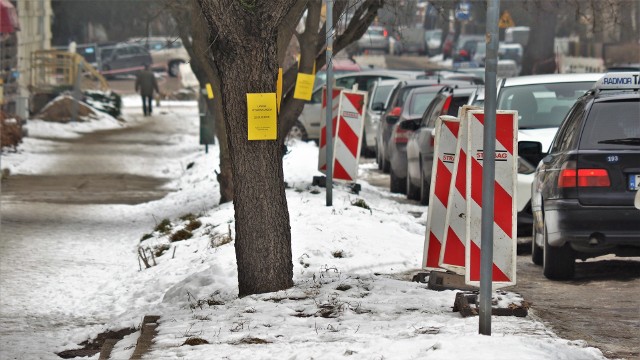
[385,107,402,125]
[399,119,419,131]
[518,141,545,165]
[371,102,385,111]
[386,115,400,124]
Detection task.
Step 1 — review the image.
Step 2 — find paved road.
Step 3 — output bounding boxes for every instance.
[359,157,640,360]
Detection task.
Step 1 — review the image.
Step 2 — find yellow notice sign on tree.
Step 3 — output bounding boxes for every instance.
[247,93,277,140]
[205,83,214,99]
[293,73,316,101]
[276,68,283,113]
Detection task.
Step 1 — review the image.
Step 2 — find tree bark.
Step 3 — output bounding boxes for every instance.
[169,0,234,204]
[197,0,295,296]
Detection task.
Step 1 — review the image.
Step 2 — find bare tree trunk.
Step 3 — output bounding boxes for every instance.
[521,1,558,75]
[197,0,295,296]
[169,0,234,204]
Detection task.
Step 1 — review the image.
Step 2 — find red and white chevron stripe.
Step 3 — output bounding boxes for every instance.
[423,116,460,269]
[438,106,479,275]
[332,91,367,181]
[318,87,342,174]
[465,110,518,288]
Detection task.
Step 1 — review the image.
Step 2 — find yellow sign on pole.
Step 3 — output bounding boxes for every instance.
[276,68,283,114]
[247,93,277,140]
[293,73,316,101]
[499,11,515,28]
[205,83,214,99]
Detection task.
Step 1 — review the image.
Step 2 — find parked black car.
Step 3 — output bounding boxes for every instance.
[528,72,640,280]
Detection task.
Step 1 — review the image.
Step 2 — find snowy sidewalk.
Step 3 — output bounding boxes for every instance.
[0,97,607,359]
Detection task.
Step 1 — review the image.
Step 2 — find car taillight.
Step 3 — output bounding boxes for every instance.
[393,128,411,144]
[383,29,388,37]
[442,96,452,115]
[390,106,401,117]
[558,168,610,188]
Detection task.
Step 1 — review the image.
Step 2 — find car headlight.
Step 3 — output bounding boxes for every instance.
[518,156,536,174]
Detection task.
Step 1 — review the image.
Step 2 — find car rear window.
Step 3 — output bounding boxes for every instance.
[372,84,394,106]
[579,100,640,150]
[409,92,438,116]
[497,81,594,129]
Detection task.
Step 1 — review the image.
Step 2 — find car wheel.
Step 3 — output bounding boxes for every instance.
[419,167,430,205]
[406,173,420,200]
[376,141,383,170]
[286,120,308,142]
[168,60,185,77]
[382,148,391,173]
[390,168,406,194]
[531,221,543,266]
[360,131,374,158]
[542,224,575,280]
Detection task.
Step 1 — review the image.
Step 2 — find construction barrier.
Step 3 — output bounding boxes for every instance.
[318,87,342,174]
[464,110,518,288]
[318,88,367,182]
[423,115,460,269]
[432,106,518,289]
[439,106,475,275]
[332,90,367,181]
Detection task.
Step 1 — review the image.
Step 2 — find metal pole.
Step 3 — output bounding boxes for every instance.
[325,0,334,206]
[479,0,500,336]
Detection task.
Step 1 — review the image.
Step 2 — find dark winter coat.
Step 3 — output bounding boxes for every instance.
[135,70,159,97]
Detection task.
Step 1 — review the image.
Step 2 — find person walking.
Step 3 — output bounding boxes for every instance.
[134,64,160,116]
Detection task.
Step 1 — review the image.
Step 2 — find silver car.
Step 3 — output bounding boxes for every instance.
[295,70,422,142]
[497,73,604,238]
[363,79,402,156]
[356,26,390,54]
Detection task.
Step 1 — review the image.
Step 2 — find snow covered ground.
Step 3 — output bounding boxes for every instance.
[0,96,606,359]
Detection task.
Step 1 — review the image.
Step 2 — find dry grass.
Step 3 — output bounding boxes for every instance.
[182,337,209,346]
[170,229,192,242]
[154,219,172,234]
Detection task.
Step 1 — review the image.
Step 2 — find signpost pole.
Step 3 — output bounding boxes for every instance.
[479,0,500,336]
[325,0,334,206]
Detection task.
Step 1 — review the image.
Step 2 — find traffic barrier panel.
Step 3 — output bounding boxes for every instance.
[332,90,367,181]
[423,115,460,269]
[318,87,342,174]
[439,106,477,275]
[464,110,518,288]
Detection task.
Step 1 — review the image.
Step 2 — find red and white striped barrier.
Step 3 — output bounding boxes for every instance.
[439,106,475,275]
[423,115,460,269]
[318,87,342,174]
[333,90,367,181]
[465,110,518,288]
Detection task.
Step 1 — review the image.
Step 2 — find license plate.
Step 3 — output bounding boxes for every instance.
[629,174,640,190]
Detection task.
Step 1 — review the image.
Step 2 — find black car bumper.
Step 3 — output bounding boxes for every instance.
[544,198,640,254]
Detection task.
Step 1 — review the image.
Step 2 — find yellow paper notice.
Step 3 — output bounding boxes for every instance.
[205,83,214,99]
[247,93,277,140]
[276,68,283,114]
[293,73,315,101]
